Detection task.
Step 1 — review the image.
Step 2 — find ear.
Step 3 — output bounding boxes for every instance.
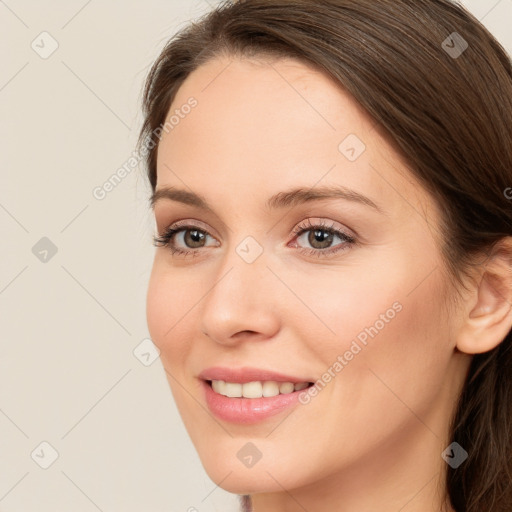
[456,237,512,355]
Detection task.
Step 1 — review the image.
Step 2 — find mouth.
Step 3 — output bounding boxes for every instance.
[201,379,315,424]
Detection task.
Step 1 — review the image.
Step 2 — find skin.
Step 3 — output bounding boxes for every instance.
[146,55,512,512]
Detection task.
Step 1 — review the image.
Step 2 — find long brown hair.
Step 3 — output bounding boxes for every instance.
[138,1,512,510]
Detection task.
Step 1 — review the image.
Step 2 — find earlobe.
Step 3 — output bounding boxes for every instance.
[456,238,512,355]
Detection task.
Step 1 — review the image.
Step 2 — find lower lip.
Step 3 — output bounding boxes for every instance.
[202,380,308,424]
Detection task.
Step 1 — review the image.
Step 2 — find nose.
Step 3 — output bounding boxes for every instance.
[199,245,281,346]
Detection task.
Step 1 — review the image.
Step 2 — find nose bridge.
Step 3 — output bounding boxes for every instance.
[199,237,280,343]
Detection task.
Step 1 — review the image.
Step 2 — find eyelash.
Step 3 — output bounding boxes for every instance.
[152,218,357,259]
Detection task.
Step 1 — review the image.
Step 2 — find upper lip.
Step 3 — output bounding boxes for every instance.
[198,366,313,384]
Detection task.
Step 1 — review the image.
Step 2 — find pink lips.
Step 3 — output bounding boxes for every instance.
[198,366,313,424]
[198,366,311,384]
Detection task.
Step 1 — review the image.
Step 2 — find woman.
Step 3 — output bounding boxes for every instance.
[138,1,512,510]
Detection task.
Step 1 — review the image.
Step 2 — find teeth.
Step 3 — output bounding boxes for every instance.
[211,379,224,394]
[242,381,262,398]
[263,381,279,397]
[210,380,310,398]
[279,382,294,394]
[225,382,242,398]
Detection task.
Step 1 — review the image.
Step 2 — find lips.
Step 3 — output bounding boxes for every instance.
[198,366,313,384]
[198,366,315,423]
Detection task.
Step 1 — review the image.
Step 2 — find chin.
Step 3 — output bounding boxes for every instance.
[204,468,286,495]
[199,452,312,495]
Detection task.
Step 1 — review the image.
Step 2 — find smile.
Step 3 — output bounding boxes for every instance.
[201,379,314,424]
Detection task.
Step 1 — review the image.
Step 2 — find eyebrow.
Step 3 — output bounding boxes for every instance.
[150,185,386,215]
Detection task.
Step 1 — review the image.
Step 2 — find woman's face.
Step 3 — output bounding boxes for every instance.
[146,55,469,500]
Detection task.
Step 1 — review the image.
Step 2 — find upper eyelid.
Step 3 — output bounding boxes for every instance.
[164,217,348,232]
[292,218,352,234]
[161,218,219,237]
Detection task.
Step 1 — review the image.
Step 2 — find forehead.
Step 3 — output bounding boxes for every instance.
[156,55,435,224]
[165,55,372,159]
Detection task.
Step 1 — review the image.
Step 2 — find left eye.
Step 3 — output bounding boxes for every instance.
[289,219,356,256]
[294,226,354,251]
[153,225,218,255]
[173,228,213,250]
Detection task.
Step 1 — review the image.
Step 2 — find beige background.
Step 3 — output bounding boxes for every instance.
[1,1,511,511]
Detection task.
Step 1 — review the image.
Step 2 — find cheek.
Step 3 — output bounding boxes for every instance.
[280,259,407,363]
[325,269,452,437]
[146,265,169,348]
[146,258,196,361]
[287,250,452,421]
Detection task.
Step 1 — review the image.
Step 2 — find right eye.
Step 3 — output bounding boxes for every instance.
[153,223,219,257]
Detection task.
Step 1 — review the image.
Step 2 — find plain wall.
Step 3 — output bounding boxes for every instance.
[1,1,511,510]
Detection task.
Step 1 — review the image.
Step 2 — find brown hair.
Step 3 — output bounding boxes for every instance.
[138,1,512,510]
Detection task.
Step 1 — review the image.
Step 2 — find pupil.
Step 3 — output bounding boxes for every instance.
[186,229,205,248]
[310,229,333,249]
